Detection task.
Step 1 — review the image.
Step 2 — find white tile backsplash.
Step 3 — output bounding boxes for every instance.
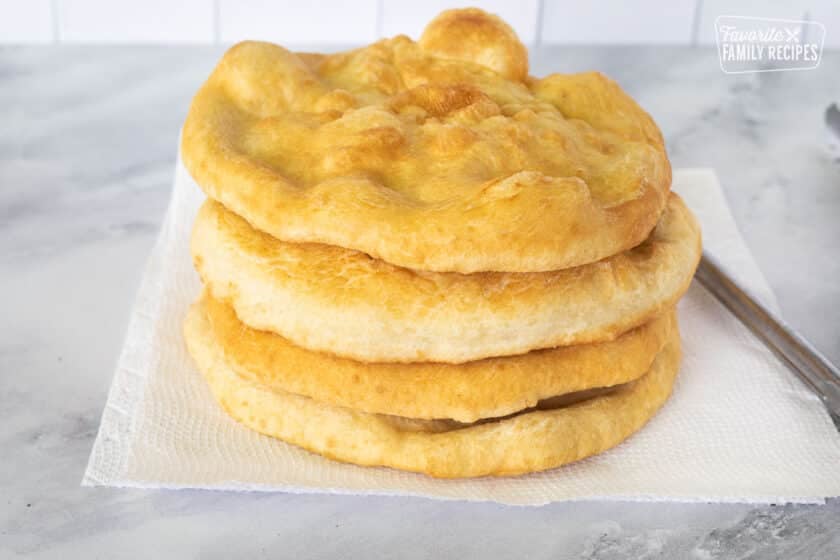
[697,0,809,45]
[381,0,539,43]
[541,0,696,44]
[0,0,54,43]
[57,0,214,43]
[800,0,840,47]
[0,0,835,47]
[219,0,378,44]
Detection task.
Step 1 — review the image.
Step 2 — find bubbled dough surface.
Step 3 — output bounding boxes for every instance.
[181,8,672,273]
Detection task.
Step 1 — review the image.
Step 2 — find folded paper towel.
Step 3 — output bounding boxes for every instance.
[82,158,840,506]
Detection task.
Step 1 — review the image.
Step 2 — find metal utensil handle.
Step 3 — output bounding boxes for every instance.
[695,254,840,418]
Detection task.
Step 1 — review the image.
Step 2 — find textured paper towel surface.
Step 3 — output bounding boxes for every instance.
[83,161,840,506]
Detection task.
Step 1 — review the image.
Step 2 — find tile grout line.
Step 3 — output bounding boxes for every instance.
[534,0,545,47]
[375,0,384,39]
[50,0,61,43]
[25,1,706,47]
[690,0,704,46]
[213,0,221,44]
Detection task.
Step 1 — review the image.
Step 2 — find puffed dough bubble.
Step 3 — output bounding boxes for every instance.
[181,8,672,273]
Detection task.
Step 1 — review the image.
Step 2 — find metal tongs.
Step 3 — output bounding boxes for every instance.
[694,103,840,421]
[695,254,840,420]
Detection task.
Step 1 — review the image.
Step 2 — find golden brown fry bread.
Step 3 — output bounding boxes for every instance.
[184,302,682,478]
[200,291,675,422]
[182,8,671,273]
[191,194,700,363]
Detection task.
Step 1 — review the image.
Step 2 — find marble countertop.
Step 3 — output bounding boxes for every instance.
[1,45,838,559]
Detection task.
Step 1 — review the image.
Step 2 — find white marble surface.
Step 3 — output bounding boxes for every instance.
[1,45,838,558]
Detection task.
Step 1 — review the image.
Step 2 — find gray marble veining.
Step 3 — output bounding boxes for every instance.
[1,46,838,559]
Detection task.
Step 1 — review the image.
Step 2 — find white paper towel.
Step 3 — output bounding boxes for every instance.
[82,159,840,506]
